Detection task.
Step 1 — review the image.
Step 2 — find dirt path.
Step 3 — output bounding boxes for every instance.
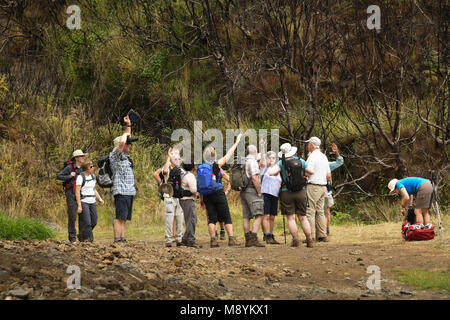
[0,230,449,300]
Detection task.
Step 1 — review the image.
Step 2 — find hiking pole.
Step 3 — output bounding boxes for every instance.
[430,172,444,236]
[283,214,286,244]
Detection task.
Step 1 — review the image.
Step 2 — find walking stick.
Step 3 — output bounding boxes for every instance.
[283,214,286,244]
[430,172,444,236]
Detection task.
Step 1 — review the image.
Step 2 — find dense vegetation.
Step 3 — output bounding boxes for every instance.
[0,1,448,229]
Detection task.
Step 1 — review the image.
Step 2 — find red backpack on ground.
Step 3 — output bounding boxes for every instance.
[401,222,435,241]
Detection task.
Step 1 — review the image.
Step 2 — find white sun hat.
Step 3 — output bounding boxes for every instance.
[278,143,297,158]
[388,179,399,193]
[72,149,87,158]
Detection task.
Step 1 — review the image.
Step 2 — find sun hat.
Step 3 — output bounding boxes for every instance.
[158,183,174,197]
[388,179,399,193]
[72,150,87,158]
[278,143,297,158]
[305,137,321,148]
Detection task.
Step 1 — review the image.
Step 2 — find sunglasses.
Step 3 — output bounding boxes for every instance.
[90,165,95,168]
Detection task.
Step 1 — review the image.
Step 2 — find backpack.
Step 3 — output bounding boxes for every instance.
[282,155,306,192]
[168,166,183,198]
[97,155,113,188]
[401,207,435,241]
[61,161,81,191]
[197,162,224,195]
[402,222,435,241]
[230,162,250,191]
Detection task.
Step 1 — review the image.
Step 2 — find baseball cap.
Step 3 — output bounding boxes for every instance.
[306,137,321,147]
[388,179,399,193]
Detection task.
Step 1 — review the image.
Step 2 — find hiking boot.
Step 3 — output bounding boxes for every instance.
[291,239,300,247]
[263,234,267,242]
[186,242,203,248]
[165,243,172,248]
[228,236,239,246]
[210,237,219,248]
[176,241,183,247]
[317,237,329,242]
[306,239,314,248]
[114,238,122,243]
[69,238,77,243]
[245,233,265,247]
[120,237,127,242]
[270,234,281,244]
[220,229,226,240]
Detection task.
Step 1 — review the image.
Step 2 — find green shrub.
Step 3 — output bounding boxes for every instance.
[0,214,56,240]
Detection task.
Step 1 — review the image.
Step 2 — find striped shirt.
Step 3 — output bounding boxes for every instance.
[109,147,136,196]
[260,166,281,197]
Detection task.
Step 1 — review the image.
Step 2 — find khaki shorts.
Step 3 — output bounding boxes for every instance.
[416,181,434,209]
[240,187,264,219]
[280,189,307,216]
[324,195,334,215]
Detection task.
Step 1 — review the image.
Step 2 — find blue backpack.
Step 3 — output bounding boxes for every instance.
[197,163,224,195]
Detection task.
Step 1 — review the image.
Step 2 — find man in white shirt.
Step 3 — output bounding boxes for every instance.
[179,163,201,248]
[305,137,331,242]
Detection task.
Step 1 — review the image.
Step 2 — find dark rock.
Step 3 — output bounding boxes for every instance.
[218,279,226,287]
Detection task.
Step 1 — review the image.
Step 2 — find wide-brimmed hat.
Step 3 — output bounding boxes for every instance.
[388,179,399,193]
[305,136,321,148]
[278,143,297,158]
[72,150,87,158]
[158,183,174,197]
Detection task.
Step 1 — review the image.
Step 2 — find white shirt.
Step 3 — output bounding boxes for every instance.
[181,171,197,200]
[306,149,330,185]
[76,174,96,204]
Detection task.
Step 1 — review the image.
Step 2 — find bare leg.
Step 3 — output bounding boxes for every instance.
[208,223,216,237]
[414,208,424,224]
[269,215,275,233]
[298,214,312,239]
[286,214,299,238]
[243,218,251,234]
[251,215,263,234]
[262,214,271,234]
[224,223,234,237]
[422,208,430,225]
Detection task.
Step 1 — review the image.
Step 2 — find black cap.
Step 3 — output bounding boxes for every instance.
[126,136,139,145]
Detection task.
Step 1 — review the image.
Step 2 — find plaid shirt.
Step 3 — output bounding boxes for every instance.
[109,147,136,196]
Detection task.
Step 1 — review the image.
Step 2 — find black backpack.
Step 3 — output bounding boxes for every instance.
[167,166,184,198]
[61,161,81,191]
[282,155,306,192]
[97,155,113,188]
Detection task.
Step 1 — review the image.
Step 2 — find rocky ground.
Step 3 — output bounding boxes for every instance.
[0,235,449,300]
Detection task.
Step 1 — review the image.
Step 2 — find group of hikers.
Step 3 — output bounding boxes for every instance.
[57,115,438,246]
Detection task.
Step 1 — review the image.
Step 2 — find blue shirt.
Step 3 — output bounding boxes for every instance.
[109,147,136,196]
[329,156,344,171]
[277,157,308,192]
[396,177,429,195]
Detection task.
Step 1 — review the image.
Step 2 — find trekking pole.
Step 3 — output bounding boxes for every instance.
[430,172,444,236]
[283,214,286,244]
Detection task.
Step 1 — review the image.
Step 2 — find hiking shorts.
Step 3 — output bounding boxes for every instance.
[324,195,334,215]
[416,181,434,209]
[203,189,233,225]
[280,189,307,216]
[114,194,134,221]
[263,193,279,216]
[240,187,264,219]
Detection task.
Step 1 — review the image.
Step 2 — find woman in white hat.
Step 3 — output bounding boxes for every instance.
[268,143,315,247]
[388,177,434,228]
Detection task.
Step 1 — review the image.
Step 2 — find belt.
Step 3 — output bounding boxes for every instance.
[307,183,327,186]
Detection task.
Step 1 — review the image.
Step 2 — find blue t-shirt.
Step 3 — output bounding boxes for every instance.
[277,157,308,192]
[396,177,429,195]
